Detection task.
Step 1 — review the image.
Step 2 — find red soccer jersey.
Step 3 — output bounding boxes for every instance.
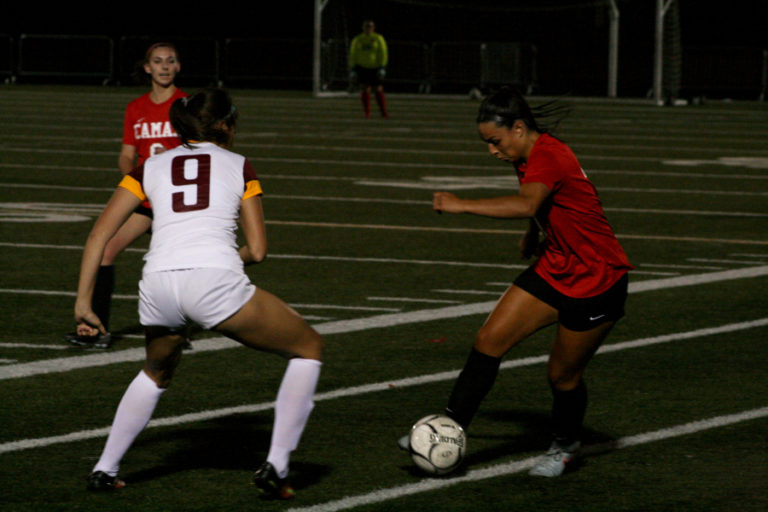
[122,88,188,164]
[517,133,633,298]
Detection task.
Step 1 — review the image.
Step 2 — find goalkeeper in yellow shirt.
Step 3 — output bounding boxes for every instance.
[349,20,389,118]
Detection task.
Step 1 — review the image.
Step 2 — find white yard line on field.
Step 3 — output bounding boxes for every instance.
[0,317,766,458]
[264,221,768,246]
[2,184,768,213]
[0,289,400,312]
[0,242,525,270]
[0,342,70,350]
[7,163,767,181]
[285,406,768,512]
[1,265,767,381]
[367,296,463,305]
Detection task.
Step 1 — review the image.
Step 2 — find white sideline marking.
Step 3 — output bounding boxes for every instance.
[0,342,69,350]
[6,163,767,181]
[266,221,768,246]
[0,288,138,300]
[0,317,766,455]
[1,266,767,381]
[367,296,462,305]
[9,182,767,204]
[628,265,768,292]
[0,242,524,270]
[432,289,500,295]
[286,406,768,512]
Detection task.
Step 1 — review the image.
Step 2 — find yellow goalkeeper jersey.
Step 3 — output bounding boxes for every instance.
[348,32,388,69]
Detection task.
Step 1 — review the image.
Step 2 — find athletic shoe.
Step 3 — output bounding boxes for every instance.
[86,471,125,491]
[65,332,113,349]
[397,434,410,452]
[253,462,294,500]
[529,441,580,477]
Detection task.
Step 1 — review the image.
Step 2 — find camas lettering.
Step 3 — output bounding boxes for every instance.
[134,120,178,140]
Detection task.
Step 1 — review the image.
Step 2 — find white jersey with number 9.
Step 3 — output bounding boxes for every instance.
[119,141,263,274]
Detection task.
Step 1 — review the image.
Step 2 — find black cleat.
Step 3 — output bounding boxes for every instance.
[253,462,294,500]
[86,471,125,491]
[65,332,113,349]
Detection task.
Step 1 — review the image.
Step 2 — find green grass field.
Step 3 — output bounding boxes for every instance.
[0,86,766,511]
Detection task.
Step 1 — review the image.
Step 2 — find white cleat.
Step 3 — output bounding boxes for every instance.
[529,441,580,477]
[397,434,410,452]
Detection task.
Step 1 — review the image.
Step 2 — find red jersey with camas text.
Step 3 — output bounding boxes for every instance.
[517,133,632,298]
[122,88,187,209]
[122,88,188,165]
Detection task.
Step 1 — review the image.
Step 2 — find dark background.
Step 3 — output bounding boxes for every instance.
[5,1,765,46]
[4,1,765,45]
[3,1,767,98]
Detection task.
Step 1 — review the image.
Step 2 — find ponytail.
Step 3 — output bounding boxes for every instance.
[477,86,570,135]
[170,88,238,147]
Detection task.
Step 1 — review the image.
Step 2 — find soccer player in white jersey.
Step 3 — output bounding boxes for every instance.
[73,87,323,499]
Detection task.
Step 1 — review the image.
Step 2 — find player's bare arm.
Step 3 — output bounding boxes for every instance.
[75,188,141,333]
[118,144,138,175]
[433,182,550,218]
[238,195,267,265]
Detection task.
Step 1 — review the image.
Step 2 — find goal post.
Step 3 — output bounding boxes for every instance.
[312,1,633,99]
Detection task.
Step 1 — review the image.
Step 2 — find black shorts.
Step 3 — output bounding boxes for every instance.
[354,65,382,86]
[513,266,628,332]
[135,204,153,219]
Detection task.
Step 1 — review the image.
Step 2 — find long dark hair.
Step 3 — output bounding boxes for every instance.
[476,86,570,134]
[169,87,238,147]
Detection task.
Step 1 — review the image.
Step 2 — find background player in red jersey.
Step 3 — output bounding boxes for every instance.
[401,87,633,477]
[65,42,187,349]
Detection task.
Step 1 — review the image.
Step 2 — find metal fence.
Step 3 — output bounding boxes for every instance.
[321,39,537,94]
[1,34,765,100]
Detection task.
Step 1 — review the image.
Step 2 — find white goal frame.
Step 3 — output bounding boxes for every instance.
[312,0,673,102]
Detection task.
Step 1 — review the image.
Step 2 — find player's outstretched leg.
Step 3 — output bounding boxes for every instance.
[214,288,323,497]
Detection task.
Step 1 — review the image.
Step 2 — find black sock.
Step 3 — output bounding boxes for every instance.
[92,265,115,332]
[445,348,501,429]
[551,379,587,446]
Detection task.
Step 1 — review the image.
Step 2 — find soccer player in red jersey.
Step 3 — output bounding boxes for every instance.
[65,42,187,348]
[408,86,633,477]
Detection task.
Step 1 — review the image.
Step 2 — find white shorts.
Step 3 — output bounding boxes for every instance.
[138,268,256,330]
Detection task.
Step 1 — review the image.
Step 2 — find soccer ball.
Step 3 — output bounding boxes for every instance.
[408,414,466,475]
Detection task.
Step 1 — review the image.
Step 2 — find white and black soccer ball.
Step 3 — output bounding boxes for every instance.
[408,414,466,475]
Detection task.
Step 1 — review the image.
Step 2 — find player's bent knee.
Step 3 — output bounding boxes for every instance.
[143,332,187,388]
[143,365,176,388]
[473,325,518,357]
[547,368,582,392]
[294,330,324,361]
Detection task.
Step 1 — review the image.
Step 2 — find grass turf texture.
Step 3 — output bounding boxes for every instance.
[0,86,766,511]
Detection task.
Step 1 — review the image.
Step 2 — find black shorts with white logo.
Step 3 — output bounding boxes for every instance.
[513,266,628,332]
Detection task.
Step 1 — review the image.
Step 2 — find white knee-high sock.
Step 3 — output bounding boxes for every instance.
[266,358,322,478]
[93,370,165,476]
